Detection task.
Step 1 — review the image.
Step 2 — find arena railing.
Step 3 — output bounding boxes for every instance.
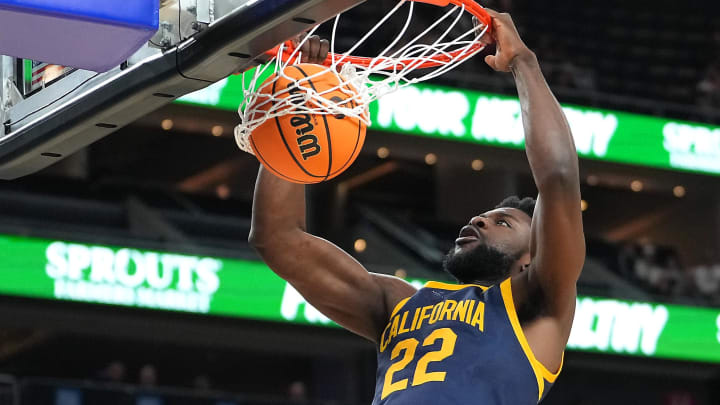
[0,374,19,405]
[18,377,362,405]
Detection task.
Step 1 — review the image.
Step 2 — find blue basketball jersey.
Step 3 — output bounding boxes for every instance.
[372,278,562,405]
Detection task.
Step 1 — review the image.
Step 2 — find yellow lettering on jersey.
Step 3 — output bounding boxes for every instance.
[471,301,485,331]
[428,302,443,325]
[464,301,476,324]
[410,307,421,331]
[415,305,433,330]
[380,321,392,352]
[439,300,457,322]
[389,315,400,341]
[398,311,411,335]
[452,300,470,322]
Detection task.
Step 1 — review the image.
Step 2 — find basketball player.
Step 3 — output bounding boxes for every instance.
[249,10,584,404]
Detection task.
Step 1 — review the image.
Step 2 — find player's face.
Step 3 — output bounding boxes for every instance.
[443,208,532,284]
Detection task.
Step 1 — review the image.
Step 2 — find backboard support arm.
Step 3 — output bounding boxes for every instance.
[0,0,366,180]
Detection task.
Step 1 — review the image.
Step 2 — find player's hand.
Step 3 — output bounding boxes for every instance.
[475,9,535,72]
[292,34,330,65]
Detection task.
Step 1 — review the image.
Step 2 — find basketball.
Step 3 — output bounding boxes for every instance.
[248,64,366,184]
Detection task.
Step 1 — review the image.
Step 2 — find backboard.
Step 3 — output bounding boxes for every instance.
[0,0,366,179]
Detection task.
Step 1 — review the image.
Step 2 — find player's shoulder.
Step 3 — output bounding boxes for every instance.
[370,273,418,319]
[371,273,418,298]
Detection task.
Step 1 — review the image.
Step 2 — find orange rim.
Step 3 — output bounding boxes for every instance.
[265,0,491,70]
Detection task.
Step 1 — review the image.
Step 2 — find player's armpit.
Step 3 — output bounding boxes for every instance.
[511,265,573,376]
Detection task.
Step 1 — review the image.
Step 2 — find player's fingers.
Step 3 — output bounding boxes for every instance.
[484,7,498,15]
[478,29,495,46]
[484,55,498,71]
[292,31,308,47]
[302,36,314,62]
[484,9,511,33]
[485,8,511,22]
[292,32,312,63]
[491,14,503,32]
[481,9,497,33]
[300,38,313,63]
[319,39,330,63]
[293,40,306,63]
[308,35,321,64]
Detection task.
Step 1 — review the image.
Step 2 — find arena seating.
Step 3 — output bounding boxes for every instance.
[516,1,718,122]
[328,0,720,123]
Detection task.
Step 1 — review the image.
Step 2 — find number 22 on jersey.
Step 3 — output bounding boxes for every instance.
[381,328,458,399]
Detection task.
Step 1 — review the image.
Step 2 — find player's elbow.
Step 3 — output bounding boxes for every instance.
[535,163,578,192]
[248,233,278,266]
[248,227,299,256]
[248,231,258,248]
[248,227,270,251]
[248,225,271,251]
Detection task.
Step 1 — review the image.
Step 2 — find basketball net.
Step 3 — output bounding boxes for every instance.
[234,0,491,155]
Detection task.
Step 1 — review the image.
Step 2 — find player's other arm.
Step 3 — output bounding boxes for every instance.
[484,12,585,330]
[249,167,416,343]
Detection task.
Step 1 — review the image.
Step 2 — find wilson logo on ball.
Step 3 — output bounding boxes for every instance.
[290,114,321,160]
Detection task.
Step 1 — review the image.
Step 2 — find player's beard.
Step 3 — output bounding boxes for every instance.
[442,243,519,285]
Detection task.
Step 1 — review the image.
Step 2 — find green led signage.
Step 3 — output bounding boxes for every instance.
[177,73,720,176]
[0,234,287,322]
[1,234,718,363]
[368,85,720,176]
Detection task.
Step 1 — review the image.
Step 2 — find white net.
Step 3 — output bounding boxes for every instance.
[234,0,490,155]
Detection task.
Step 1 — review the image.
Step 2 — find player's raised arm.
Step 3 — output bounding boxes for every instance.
[483,11,585,334]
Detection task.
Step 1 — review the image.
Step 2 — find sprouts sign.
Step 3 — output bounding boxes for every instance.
[177,74,720,176]
[0,234,719,364]
[45,241,221,313]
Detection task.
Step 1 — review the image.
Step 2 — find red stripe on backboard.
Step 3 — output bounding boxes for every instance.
[32,65,49,76]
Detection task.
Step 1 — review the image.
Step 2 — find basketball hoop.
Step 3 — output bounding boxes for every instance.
[235,0,492,155]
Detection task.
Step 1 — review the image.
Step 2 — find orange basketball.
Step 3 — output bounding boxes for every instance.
[248,64,366,184]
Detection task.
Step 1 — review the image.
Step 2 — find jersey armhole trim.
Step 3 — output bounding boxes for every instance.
[389,297,411,319]
[424,281,489,291]
[500,278,564,380]
[544,352,564,383]
[500,278,546,402]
